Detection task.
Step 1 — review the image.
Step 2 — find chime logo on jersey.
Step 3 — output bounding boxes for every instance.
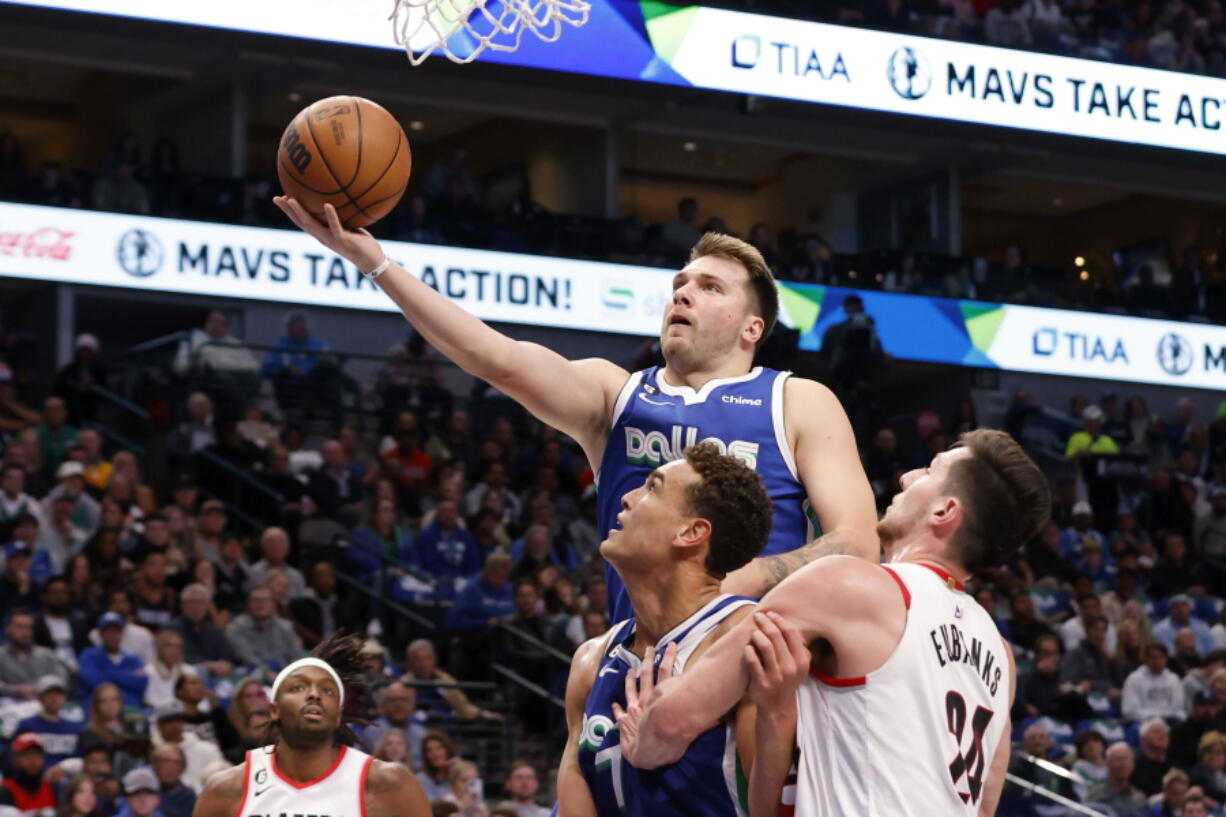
[624,425,760,469]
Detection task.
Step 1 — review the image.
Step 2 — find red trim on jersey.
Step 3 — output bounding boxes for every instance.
[918,562,965,591]
[233,750,252,817]
[271,744,349,789]
[359,755,374,817]
[809,666,866,687]
[881,566,911,609]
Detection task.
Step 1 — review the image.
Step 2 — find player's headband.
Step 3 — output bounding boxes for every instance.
[270,658,344,705]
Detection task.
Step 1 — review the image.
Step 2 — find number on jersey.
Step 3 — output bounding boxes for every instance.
[945,690,994,805]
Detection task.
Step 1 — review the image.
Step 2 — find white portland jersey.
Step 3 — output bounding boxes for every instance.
[792,563,1011,817]
[237,744,372,817]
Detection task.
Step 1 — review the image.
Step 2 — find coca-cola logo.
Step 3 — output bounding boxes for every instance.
[0,226,74,261]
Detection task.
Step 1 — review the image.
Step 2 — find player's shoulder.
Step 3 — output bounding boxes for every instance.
[195,761,247,816]
[573,357,632,391]
[781,375,839,409]
[764,556,897,617]
[365,757,417,792]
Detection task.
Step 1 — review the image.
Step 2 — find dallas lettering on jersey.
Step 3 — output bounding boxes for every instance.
[929,623,1003,696]
[624,425,760,469]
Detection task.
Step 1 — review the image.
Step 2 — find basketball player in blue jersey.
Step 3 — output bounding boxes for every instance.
[274,199,878,617]
[555,442,774,817]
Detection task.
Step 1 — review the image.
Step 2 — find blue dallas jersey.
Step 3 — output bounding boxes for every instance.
[578,595,754,817]
[598,366,810,622]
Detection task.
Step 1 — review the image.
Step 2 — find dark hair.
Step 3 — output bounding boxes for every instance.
[1075,730,1107,753]
[1,462,24,478]
[681,442,773,579]
[944,429,1051,575]
[506,760,537,779]
[1084,614,1108,631]
[689,233,779,350]
[421,729,458,780]
[1146,643,1169,658]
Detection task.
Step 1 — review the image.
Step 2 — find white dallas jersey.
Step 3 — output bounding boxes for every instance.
[237,744,372,817]
[790,563,1010,817]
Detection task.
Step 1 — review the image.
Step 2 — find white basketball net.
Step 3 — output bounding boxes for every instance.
[390,0,591,65]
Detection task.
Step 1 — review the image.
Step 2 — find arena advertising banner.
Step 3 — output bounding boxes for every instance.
[4,201,1226,390]
[0,201,673,335]
[9,0,1226,156]
[777,284,1226,392]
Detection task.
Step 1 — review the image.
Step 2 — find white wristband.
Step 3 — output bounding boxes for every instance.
[363,256,391,280]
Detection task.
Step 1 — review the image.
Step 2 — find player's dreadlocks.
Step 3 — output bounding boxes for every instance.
[263,632,372,748]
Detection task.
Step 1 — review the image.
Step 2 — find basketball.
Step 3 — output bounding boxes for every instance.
[276,96,411,229]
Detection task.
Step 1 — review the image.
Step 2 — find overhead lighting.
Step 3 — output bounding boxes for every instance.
[683,141,697,152]
[1079,270,1089,281]
[1074,255,1085,267]
[288,92,302,103]
[409,120,425,131]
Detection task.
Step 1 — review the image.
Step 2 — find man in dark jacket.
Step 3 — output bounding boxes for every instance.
[168,583,236,677]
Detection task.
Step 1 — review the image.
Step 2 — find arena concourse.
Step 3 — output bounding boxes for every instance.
[1,1,1226,816]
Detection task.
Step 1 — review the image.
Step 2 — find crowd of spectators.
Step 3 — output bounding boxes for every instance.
[3,130,1224,323]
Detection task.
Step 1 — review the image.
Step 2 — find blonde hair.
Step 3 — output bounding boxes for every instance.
[1198,730,1226,760]
[688,233,778,349]
[448,759,478,786]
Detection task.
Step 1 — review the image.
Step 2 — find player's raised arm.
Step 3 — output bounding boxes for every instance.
[723,378,879,598]
[274,197,628,459]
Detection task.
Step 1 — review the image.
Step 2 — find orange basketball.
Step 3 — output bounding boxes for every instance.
[276,96,411,229]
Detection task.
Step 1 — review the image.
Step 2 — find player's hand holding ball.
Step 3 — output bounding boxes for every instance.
[273,95,412,274]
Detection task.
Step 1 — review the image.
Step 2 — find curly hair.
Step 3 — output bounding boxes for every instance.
[681,442,773,579]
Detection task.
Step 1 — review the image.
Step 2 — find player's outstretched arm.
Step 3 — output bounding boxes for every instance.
[192,765,245,817]
[274,198,627,459]
[723,378,879,598]
[365,758,432,817]
[556,637,604,817]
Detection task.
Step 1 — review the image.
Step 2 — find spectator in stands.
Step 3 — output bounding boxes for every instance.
[34,575,90,668]
[0,131,27,201]
[247,527,306,598]
[1195,484,1226,564]
[1,539,43,615]
[224,585,303,670]
[1018,634,1066,718]
[465,461,519,520]
[0,461,41,525]
[1132,718,1173,797]
[1151,533,1199,599]
[660,196,700,259]
[92,160,149,215]
[2,733,56,814]
[79,611,149,707]
[444,760,488,817]
[372,729,412,769]
[77,682,127,756]
[144,629,197,710]
[170,394,217,459]
[152,701,222,793]
[1009,721,1078,800]
[400,639,489,722]
[1114,616,1152,676]
[175,673,220,746]
[211,531,249,614]
[260,312,337,421]
[42,460,99,536]
[1087,742,1147,817]
[116,767,163,817]
[90,589,155,663]
[1150,768,1190,817]
[1071,730,1108,801]
[15,675,81,767]
[149,744,195,817]
[365,682,427,771]
[307,439,365,524]
[418,498,480,590]
[1061,593,1118,653]
[131,550,177,633]
[52,333,107,425]
[1155,594,1216,656]
[349,497,415,582]
[59,774,102,817]
[1060,614,1123,703]
[291,562,347,644]
[380,417,433,510]
[29,159,80,208]
[1122,644,1185,721]
[173,311,260,410]
[1,609,66,699]
[1189,731,1226,803]
[416,731,458,801]
[496,762,549,817]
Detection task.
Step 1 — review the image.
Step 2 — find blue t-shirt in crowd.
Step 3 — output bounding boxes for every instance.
[445,578,514,630]
[15,714,82,766]
[417,523,481,581]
